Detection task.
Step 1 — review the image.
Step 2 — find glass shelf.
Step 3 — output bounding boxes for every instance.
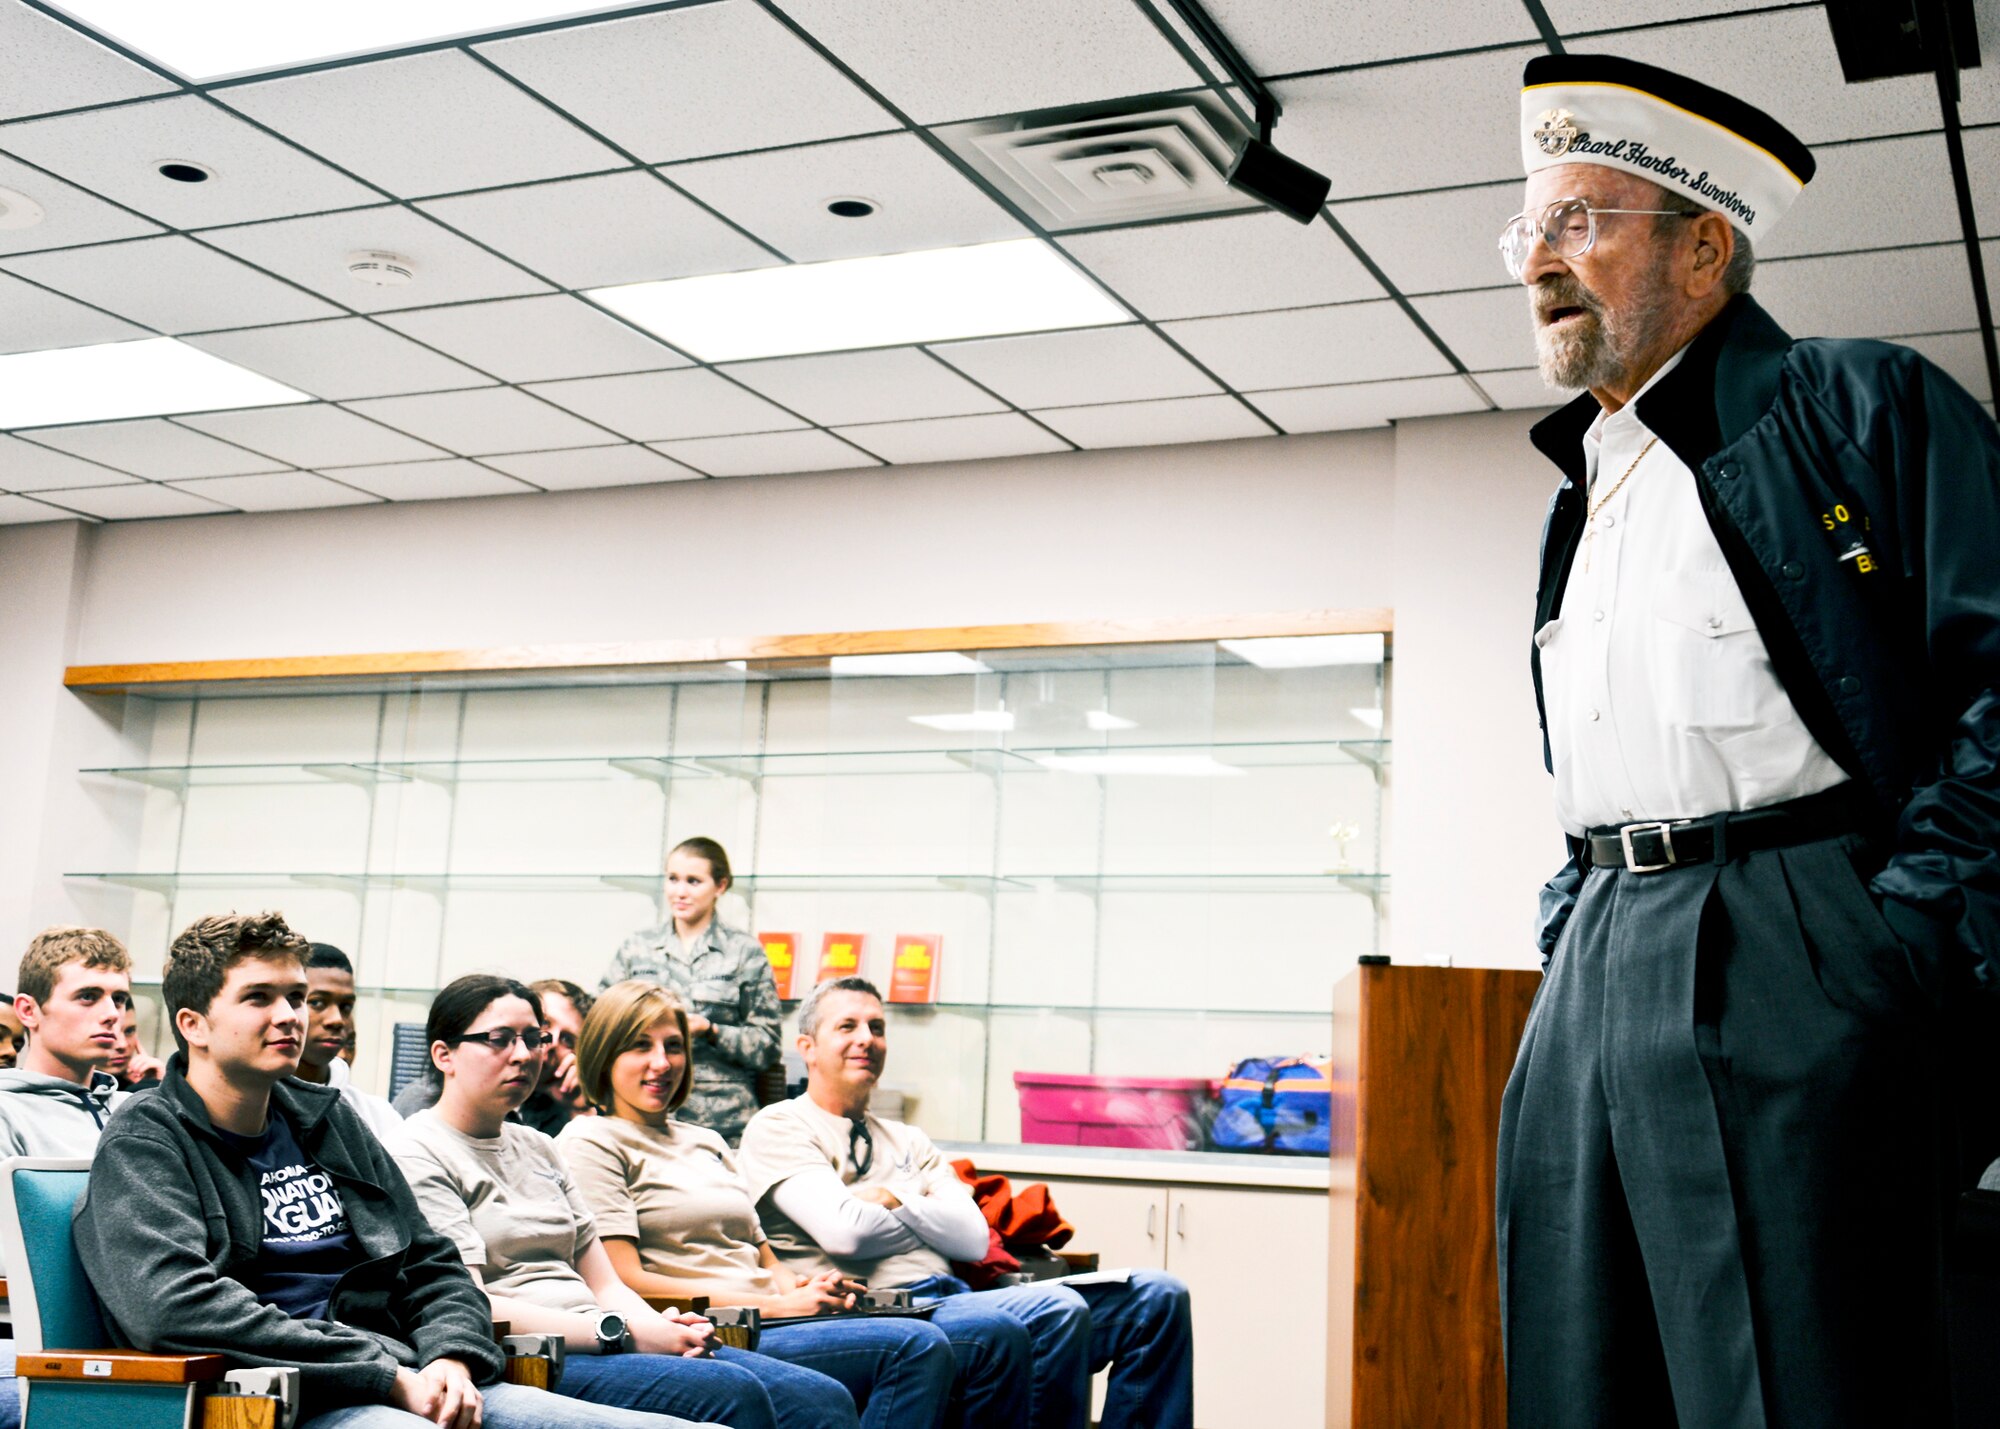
[80,739,1389,790]
[69,870,1385,896]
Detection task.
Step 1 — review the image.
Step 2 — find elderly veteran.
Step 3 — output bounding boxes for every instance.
[1496,52,2000,1429]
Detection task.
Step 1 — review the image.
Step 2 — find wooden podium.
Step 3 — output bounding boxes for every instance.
[1326,962,1540,1428]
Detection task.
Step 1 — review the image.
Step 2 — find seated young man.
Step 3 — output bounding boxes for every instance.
[0,1002,23,1069]
[105,1003,166,1089]
[738,979,1194,1429]
[73,911,719,1429]
[293,943,401,1141]
[0,926,140,1429]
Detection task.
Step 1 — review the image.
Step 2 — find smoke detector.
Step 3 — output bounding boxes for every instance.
[0,185,46,231]
[938,94,1258,229]
[346,250,415,286]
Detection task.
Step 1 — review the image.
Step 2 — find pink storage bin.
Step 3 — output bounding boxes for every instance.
[1014,1071,1211,1151]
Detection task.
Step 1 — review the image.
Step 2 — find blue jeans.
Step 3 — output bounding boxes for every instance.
[757,1314,954,1429]
[0,1341,17,1429]
[561,1345,855,1429]
[908,1270,1194,1429]
[300,1379,721,1428]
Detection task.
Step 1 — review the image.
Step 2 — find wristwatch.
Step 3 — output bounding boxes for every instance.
[593,1310,630,1355]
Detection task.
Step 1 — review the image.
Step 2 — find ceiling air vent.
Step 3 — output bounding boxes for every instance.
[939,95,1259,230]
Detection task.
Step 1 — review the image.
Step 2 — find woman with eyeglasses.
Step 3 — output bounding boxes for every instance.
[391,975,863,1429]
[557,981,955,1429]
[600,838,777,1145]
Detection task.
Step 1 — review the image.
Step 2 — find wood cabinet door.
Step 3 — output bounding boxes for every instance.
[1167,1184,1330,1429]
[1032,1177,1170,1272]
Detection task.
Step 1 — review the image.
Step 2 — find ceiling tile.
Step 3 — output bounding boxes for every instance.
[201,206,552,312]
[1274,47,1537,201]
[1762,134,1959,261]
[318,458,532,502]
[930,325,1221,408]
[1540,0,1754,29]
[1059,210,1382,320]
[0,432,138,489]
[481,443,699,490]
[1408,286,1535,372]
[1245,375,1487,433]
[1203,0,1538,73]
[771,0,1202,124]
[168,470,381,512]
[718,348,1007,425]
[377,295,689,383]
[1595,11,1940,145]
[218,49,623,199]
[1031,394,1272,449]
[475,2,895,163]
[1970,129,1999,236]
[0,492,82,523]
[420,170,780,289]
[0,1,175,121]
[186,318,496,400]
[179,403,447,467]
[0,94,379,227]
[0,269,143,352]
[20,418,284,478]
[1163,300,1455,389]
[1892,329,1996,403]
[53,481,232,520]
[1474,367,1580,411]
[345,387,616,455]
[525,369,807,441]
[1332,182,1520,297]
[1756,244,1978,340]
[2,235,340,332]
[832,412,1070,464]
[649,429,878,477]
[0,152,163,256]
[664,132,1022,262]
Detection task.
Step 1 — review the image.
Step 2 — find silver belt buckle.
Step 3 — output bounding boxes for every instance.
[1619,821,1678,873]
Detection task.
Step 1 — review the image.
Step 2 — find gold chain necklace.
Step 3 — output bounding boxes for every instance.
[1581,435,1658,574]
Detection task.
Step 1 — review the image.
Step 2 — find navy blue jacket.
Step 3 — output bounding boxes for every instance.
[1529,295,2000,991]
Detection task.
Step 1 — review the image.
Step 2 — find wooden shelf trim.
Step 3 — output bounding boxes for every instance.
[64,609,1393,691]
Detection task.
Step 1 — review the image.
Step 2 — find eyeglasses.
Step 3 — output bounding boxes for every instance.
[1498,197,1696,282]
[847,1117,874,1178]
[451,1028,553,1054]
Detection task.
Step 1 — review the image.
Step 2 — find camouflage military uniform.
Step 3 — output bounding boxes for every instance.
[600,919,780,1143]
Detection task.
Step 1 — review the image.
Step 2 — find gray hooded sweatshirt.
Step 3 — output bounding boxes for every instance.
[0,1066,126,1159]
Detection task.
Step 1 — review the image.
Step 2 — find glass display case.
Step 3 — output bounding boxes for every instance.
[67,631,1389,1155]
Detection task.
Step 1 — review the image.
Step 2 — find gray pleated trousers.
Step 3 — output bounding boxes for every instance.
[1496,833,1955,1428]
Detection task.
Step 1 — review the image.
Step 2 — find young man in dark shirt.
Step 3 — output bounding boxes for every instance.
[73,912,711,1429]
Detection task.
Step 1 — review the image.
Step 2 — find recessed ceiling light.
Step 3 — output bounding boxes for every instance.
[587,238,1130,363]
[830,653,993,677]
[826,198,877,218]
[51,2,618,82]
[156,161,213,184]
[1219,634,1386,669]
[0,338,309,430]
[0,185,47,230]
[908,710,1015,732]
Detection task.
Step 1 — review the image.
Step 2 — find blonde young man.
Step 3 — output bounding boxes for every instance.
[1499,54,2000,1427]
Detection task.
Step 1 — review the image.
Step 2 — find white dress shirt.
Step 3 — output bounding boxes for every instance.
[1539,345,1846,835]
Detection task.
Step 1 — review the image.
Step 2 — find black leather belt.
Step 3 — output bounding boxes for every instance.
[1582,784,1869,874]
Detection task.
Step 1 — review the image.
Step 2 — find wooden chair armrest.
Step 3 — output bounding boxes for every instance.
[643,1294,711,1315]
[18,1350,229,1383]
[490,1319,511,1339]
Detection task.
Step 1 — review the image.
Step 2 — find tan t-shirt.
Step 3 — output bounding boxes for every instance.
[392,1109,600,1314]
[737,1096,968,1288]
[556,1115,777,1299]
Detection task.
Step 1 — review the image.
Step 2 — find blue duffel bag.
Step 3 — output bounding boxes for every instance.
[1209,1056,1339,1155]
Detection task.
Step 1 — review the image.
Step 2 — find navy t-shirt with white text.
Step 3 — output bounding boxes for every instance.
[219,1105,358,1320]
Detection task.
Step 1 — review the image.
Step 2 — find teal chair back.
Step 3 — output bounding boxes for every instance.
[0,1161,107,1354]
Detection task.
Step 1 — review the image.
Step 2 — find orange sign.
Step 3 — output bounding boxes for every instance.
[817,932,865,984]
[760,932,798,1001]
[888,933,941,1004]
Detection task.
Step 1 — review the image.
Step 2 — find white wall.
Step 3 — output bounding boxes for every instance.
[4,416,1568,986]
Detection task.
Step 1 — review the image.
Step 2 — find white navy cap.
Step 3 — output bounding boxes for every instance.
[1521,54,1815,241]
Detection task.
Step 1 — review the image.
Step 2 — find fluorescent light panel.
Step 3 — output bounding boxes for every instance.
[1085,710,1137,731]
[1220,634,1386,669]
[908,711,1015,732]
[52,2,618,81]
[0,338,308,430]
[830,653,992,677]
[588,239,1131,363]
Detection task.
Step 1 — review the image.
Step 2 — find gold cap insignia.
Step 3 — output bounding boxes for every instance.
[1533,108,1580,158]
